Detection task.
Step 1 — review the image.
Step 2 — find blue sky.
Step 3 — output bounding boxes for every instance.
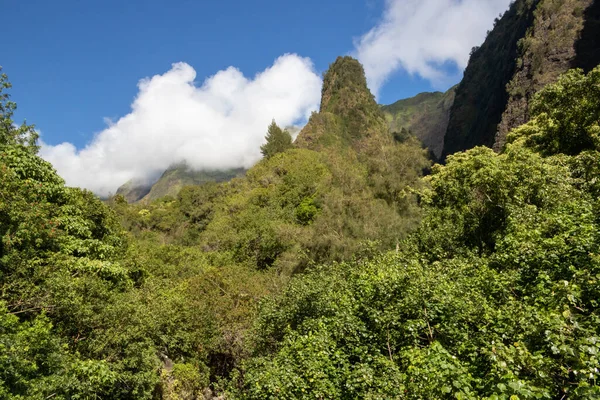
[5,0,436,148]
[2,0,512,194]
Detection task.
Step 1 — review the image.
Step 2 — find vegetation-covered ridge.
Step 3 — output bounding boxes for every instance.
[232,65,600,399]
[116,164,245,203]
[295,56,390,151]
[381,86,456,159]
[141,164,245,203]
[121,57,429,276]
[1,22,600,399]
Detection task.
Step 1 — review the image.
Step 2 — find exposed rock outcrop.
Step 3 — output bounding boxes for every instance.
[494,0,596,151]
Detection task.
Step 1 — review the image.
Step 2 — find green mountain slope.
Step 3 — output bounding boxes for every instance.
[235,64,600,400]
[192,56,429,274]
[140,164,245,202]
[115,165,245,203]
[381,87,456,159]
[295,56,391,152]
[115,178,154,203]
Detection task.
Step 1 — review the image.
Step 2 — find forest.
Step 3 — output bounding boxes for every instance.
[2,0,600,396]
[1,55,600,398]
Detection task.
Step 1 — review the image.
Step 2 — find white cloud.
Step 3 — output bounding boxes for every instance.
[355,0,513,95]
[40,54,322,197]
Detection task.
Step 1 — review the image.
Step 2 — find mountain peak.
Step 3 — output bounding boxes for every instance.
[319,56,376,114]
[296,57,388,150]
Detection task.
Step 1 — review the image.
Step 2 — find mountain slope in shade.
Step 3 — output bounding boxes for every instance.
[442,0,538,158]
[140,164,245,202]
[115,178,155,203]
[442,0,600,157]
[495,0,599,150]
[381,87,455,159]
[116,164,245,203]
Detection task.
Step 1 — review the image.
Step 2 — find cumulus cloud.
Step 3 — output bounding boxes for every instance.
[355,0,513,95]
[40,54,322,196]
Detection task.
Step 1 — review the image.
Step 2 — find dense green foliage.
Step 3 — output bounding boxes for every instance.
[2,48,600,399]
[0,144,146,398]
[506,67,600,155]
[231,66,600,398]
[0,68,38,151]
[0,74,270,398]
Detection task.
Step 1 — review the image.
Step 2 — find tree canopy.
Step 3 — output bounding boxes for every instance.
[230,66,600,399]
[2,61,600,398]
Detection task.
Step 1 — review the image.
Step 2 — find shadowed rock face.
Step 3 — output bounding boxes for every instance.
[441,0,600,158]
[442,0,538,159]
[494,0,595,152]
[573,0,600,73]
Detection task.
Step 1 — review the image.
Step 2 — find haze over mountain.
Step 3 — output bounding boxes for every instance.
[117,164,245,203]
[40,56,321,197]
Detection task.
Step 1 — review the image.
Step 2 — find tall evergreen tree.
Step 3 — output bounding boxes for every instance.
[260,120,292,159]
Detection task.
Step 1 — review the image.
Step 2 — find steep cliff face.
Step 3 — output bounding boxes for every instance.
[573,0,600,72]
[295,56,390,152]
[442,0,539,158]
[381,87,456,159]
[494,0,597,151]
[442,0,600,157]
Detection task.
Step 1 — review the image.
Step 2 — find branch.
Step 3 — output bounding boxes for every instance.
[386,329,394,362]
[423,307,434,343]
